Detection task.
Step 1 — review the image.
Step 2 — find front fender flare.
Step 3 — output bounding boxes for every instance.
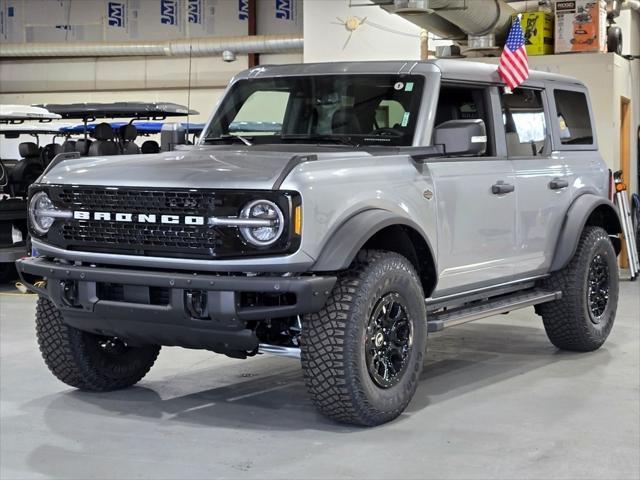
[550,194,622,272]
[311,209,436,272]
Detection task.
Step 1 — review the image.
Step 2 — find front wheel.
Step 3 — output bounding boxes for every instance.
[539,226,619,351]
[300,250,427,426]
[36,296,160,391]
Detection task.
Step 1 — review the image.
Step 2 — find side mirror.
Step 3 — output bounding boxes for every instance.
[433,119,487,157]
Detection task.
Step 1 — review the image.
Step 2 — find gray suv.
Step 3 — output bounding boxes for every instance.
[17,60,622,426]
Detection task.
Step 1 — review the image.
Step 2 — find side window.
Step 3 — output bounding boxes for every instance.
[231,90,290,135]
[553,89,593,145]
[434,86,494,156]
[501,88,548,157]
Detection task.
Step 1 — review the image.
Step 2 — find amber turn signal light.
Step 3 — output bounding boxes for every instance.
[294,205,302,235]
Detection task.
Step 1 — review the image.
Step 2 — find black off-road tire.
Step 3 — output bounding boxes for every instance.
[539,226,618,352]
[36,296,160,391]
[300,250,427,426]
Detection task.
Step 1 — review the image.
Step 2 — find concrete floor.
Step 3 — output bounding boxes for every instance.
[0,280,638,480]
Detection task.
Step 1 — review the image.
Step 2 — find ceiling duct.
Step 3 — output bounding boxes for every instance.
[0,34,303,58]
[376,0,518,46]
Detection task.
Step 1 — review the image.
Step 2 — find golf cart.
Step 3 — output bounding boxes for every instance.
[0,105,63,280]
[35,102,198,156]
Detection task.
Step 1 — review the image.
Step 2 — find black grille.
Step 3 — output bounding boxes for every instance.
[56,188,217,215]
[61,221,225,250]
[39,185,299,259]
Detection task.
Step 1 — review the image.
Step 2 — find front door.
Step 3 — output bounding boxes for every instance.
[429,85,518,296]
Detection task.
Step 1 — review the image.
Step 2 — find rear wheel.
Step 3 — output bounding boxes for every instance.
[539,226,618,351]
[36,296,160,391]
[300,250,427,426]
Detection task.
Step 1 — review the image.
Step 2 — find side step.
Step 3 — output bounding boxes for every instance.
[427,289,562,333]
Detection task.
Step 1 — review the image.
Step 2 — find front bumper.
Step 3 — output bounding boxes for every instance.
[17,256,336,354]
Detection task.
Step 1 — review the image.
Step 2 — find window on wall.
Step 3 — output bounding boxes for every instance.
[501,88,548,157]
[553,90,594,145]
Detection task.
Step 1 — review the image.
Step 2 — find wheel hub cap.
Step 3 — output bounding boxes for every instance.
[365,292,413,389]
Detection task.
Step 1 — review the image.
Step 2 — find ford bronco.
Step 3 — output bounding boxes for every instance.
[17,60,622,426]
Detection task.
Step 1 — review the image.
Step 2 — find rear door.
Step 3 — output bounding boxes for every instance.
[500,86,571,276]
[429,84,518,295]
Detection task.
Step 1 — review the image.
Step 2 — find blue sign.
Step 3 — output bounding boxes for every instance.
[275,0,292,20]
[160,0,178,26]
[187,0,202,24]
[108,2,125,28]
[238,0,249,21]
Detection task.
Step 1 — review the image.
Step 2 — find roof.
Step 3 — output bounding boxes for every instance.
[33,102,199,120]
[0,123,70,135]
[236,59,584,87]
[0,104,61,121]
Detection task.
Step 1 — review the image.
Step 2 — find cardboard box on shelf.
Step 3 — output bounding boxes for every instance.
[517,11,554,56]
[555,0,607,53]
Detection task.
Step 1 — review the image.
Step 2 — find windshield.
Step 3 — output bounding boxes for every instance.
[203,75,424,147]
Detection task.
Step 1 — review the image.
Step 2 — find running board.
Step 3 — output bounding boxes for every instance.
[427,289,562,333]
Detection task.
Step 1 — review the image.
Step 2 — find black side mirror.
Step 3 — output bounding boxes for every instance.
[433,119,487,157]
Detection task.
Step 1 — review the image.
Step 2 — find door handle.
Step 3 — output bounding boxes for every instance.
[549,178,569,190]
[492,181,515,195]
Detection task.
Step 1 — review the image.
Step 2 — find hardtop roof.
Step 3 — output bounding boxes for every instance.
[236,59,584,88]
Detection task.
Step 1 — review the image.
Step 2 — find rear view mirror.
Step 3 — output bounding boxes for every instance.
[433,119,487,156]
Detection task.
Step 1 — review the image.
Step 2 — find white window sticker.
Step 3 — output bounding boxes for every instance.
[401,112,410,127]
[394,82,404,91]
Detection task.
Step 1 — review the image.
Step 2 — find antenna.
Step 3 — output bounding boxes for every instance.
[186,43,193,142]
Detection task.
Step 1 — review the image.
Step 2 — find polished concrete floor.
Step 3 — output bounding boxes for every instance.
[1,279,638,480]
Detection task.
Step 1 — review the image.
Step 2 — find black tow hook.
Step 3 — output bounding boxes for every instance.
[186,290,209,319]
[60,280,78,307]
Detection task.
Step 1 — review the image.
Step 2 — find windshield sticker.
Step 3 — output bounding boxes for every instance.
[401,112,410,127]
[394,82,404,91]
[405,82,414,92]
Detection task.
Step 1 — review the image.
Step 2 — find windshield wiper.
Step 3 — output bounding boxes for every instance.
[203,134,252,146]
[278,134,359,147]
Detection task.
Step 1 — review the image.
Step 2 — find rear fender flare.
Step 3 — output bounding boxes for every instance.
[550,194,622,272]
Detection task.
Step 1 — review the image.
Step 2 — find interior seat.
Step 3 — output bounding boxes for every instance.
[8,143,44,197]
[42,143,62,165]
[141,140,160,154]
[62,139,77,153]
[88,123,119,156]
[331,107,362,134]
[120,125,141,154]
[76,139,93,156]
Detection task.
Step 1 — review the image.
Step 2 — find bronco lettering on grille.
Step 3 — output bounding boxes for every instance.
[73,211,205,225]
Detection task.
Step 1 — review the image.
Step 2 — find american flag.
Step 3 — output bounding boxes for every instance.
[498,16,529,91]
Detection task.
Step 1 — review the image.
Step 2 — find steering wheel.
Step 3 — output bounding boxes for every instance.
[370,127,404,137]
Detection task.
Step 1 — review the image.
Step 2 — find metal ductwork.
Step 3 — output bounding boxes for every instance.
[0,34,303,58]
[375,0,518,47]
[424,0,515,37]
[622,0,640,11]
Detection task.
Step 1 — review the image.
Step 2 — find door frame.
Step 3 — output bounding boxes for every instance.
[620,96,631,268]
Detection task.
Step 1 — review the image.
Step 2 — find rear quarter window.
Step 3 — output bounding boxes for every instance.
[553,90,594,145]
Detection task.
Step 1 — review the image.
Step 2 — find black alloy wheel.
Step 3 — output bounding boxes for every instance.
[365,292,413,389]
[587,254,610,323]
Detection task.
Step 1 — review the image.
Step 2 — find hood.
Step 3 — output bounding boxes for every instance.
[40,146,368,190]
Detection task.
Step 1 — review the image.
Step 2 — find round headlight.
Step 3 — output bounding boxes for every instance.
[29,191,59,235]
[239,199,284,246]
